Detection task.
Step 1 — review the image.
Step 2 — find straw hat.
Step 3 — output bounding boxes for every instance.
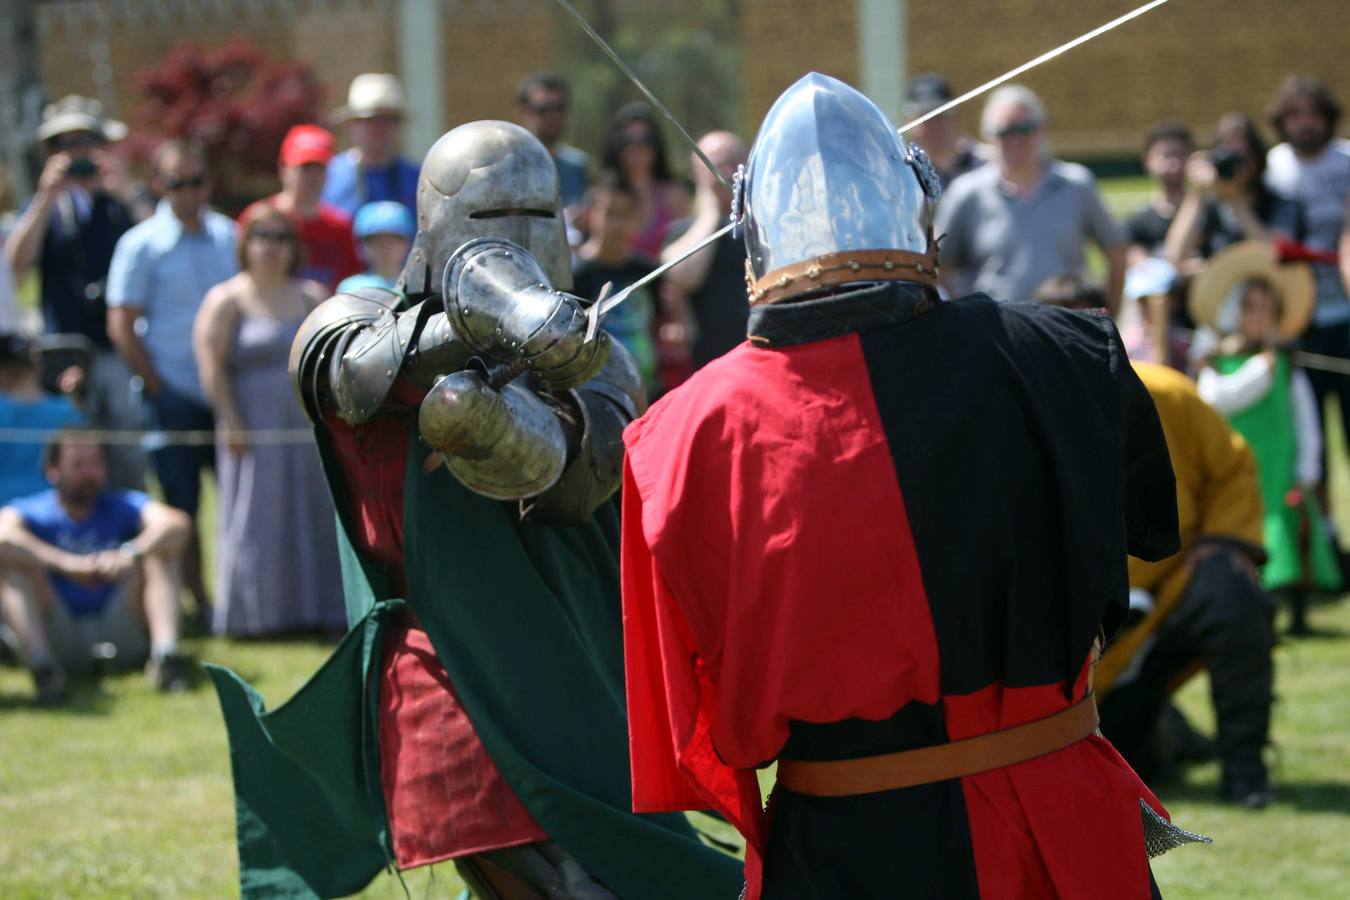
[1187,240,1315,342]
[35,95,128,143]
[334,74,407,122]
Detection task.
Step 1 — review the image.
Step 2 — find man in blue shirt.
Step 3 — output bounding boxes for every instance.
[323,74,420,216]
[0,334,85,506]
[0,429,191,703]
[106,139,236,620]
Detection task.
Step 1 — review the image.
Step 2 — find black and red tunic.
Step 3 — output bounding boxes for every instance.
[621,284,1181,899]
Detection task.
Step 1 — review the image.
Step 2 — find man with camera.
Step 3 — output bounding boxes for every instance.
[4,97,153,492]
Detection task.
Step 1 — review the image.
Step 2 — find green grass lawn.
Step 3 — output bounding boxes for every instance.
[3,176,1348,897]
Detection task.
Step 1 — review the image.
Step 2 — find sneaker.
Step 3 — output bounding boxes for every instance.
[145,653,196,693]
[31,663,68,706]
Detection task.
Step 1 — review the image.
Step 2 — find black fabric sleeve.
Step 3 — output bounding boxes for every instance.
[1113,340,1182,562]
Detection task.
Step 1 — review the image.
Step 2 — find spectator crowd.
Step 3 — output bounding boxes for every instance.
[0,64,1347,815]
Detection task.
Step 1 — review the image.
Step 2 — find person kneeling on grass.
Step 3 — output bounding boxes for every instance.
[0,428,192,703]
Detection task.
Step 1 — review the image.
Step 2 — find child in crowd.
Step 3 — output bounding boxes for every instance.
[1190,241,1341,632]
[336,201,416,294]
[0,334,85,507]
[571,171,659,397]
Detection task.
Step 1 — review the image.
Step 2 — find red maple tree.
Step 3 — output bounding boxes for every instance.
[127,38,324,212]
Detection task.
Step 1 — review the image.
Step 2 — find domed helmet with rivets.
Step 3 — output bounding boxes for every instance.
[399,120,572,295]
[735,72,942,306]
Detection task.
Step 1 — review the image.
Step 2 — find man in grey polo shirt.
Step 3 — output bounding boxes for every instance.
[106,139,236,620]
[935,85,1126,314]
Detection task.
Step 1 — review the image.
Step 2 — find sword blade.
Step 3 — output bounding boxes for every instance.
[553,0,732,192]
[900,0,1172,134]
[584,221,736,342]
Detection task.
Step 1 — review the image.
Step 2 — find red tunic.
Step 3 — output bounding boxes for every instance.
[327,411,546,866]
[621,299,1179,899]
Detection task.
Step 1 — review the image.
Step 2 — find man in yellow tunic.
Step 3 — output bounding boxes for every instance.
[1097,361,1275,808]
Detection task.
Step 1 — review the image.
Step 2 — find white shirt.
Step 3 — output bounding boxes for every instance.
[1266,139,1350,324]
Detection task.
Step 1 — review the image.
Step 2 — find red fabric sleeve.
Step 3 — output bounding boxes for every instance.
[621,459,705,812]
[620,461,766,892]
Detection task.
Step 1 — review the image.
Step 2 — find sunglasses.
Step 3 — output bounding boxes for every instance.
[995,120,1041,139]
[528,102,567,115]
[248,229,293,244]
[161,173,207,190]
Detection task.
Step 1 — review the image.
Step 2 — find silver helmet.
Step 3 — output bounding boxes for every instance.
[400,120,571,294]
[738,72,941,304]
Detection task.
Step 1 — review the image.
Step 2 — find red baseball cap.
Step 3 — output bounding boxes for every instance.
[279,124,335,167]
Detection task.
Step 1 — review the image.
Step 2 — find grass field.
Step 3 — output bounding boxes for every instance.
[2,177,1349,898]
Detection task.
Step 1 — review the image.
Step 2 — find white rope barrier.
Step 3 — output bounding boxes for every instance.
[0,426,316,447]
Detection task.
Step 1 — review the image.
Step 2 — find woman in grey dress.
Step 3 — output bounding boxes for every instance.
[193,207,344,636]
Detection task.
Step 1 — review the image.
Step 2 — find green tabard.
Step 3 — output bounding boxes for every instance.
[208,420,743,898]
[1214,351,1341,591]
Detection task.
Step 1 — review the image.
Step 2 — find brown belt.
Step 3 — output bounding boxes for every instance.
[775,696,1099,797]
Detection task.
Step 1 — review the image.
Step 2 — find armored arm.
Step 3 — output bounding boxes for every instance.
[288,286,472,425]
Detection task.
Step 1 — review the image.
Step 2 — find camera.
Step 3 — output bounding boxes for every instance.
[67,157,98,178]
[1209,145,1246,181]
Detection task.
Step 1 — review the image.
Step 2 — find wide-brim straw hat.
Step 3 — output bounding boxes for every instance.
[1187,240,1315,342]
[35,95,128,144]
[333,73,407,122]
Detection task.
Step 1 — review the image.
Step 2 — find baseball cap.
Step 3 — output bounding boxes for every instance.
[354,201,416,239]
[906,73,954,117]
[279,124,336,167]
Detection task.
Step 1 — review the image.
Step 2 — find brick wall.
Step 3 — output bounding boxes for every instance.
[742,0,1349,158]
[741,0,859,129]
[32,0,1350,165]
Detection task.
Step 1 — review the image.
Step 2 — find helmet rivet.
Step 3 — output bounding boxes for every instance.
[849,260,861,272]
[807,265,821,279]
[916,263,926,273]
[778,275,791,287]
[883,260,895,270]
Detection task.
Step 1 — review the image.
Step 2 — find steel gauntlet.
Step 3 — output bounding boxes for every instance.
[442,238,608,390]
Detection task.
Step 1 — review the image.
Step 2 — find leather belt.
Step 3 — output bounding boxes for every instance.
[775,695,1099,797]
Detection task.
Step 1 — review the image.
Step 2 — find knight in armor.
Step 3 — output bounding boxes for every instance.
[207,120,742,899]
[620,73,1201,899]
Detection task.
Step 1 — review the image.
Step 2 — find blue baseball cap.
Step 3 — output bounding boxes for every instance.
[353,201,416,239]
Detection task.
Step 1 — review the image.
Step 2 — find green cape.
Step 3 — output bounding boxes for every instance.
[1215,352,1341,591]
[209,419,743,898]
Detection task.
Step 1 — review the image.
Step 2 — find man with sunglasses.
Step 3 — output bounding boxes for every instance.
[4,96,153,493]
[935,84,1127,314]
[518,72,590,209]
[106,139,237,622]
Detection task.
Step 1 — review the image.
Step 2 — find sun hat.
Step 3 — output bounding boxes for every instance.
[1188,240,1315,341]
[35,95,128,143]
[334,74,408,122]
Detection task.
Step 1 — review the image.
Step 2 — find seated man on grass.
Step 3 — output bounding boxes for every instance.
[0,428,192,703]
